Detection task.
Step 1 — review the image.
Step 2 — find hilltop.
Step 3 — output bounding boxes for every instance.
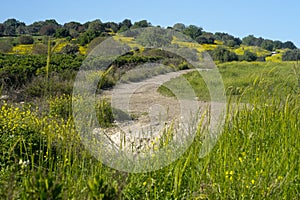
[0,18,300,62]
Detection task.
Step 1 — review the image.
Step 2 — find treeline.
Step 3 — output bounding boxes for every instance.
[0,18,298,50]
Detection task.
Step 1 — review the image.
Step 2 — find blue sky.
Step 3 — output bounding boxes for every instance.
[1,0,299,47]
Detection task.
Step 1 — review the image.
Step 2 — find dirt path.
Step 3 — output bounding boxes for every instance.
[94,69,213,152]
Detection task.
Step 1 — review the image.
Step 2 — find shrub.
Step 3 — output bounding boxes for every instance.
[19,35,34,45]
[32,43,48,54]
[240,50,257,62]
[0,41,12,53]
[60,44,79,54]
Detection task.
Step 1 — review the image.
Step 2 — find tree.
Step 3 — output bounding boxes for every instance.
[196,32,215,44]
[39,25,57,36]
[19,35,34,44]
[261,39,274,51]
[88,19,104,32]
[132,20,151,29]
[183,25,202,40]
[55,28,70,38]
[0,24,4,36]
[173,23,185,31]
[241,50,257,61]
[273,40,283,49]
[282,49,300,61]
[27,21,45,35]
[242,35,263,47]
[211,46,238,62]
[63,21,82,31]
[104,22,119,33]
[196,36,214,44]
[2,18,25,36]
[118,19,132,33]
[282,41,297,49]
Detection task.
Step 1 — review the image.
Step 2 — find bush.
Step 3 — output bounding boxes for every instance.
[19,35,34,45]
[211,46,238,62]
[240,50,257,62]
[32,43,48,54]
[282,49,300,61]
[60,44,79,54]
[0,41,13,53]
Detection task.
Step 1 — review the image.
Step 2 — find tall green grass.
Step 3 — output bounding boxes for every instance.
[0,62,299,199]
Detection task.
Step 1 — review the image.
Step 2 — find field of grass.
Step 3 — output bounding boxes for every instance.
[159,61,299,102]
[0,60,299,199]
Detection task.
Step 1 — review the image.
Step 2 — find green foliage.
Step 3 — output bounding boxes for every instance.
[240,50,258,62]
[19,35,34,44]
[60,44,79,54]
[21,171,63,200]
[214,32,242,47]
[87,174,117,200]
[0,63,299,199]
[86,36,107,54]
[136,27,172,47]
[282,41,297,49]
[261,39,274,51]
[183,25,202,40]
[211,46,238,62]
[0,41,13,53]
[55,28,70,38]
[131,20,151,29]
[282,49,300,61]
[49,94,72,119]
[0,103,45,168]
[32,43,48,54]
[95,99,114,128]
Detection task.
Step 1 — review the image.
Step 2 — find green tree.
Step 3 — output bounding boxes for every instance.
[273,40,283,49]
[2,18,25,36]
[211,46,238,62]
[282,41,297,49]
[54,28,70,38]
[261,39,274,51]
[0,24,5,36]
[39,25,57,36]
[282,49,300,61]
[132,20,151,29]
[88,19,104,32]
[241,50,257,61]
[242,35,263,46]
[183,25,202,40]
[118,19,132,32]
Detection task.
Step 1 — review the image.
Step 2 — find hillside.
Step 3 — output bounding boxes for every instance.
[0,18,299,199]
[0,18,299,62]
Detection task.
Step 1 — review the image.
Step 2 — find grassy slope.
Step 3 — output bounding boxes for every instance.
[158,61,298,102]
[1,61,299,199]
[0,33,299,199]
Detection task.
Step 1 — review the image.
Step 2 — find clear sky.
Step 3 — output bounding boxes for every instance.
[1,0,299,47]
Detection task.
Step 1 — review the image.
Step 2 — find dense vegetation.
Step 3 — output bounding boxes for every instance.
[0,18,299,199]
